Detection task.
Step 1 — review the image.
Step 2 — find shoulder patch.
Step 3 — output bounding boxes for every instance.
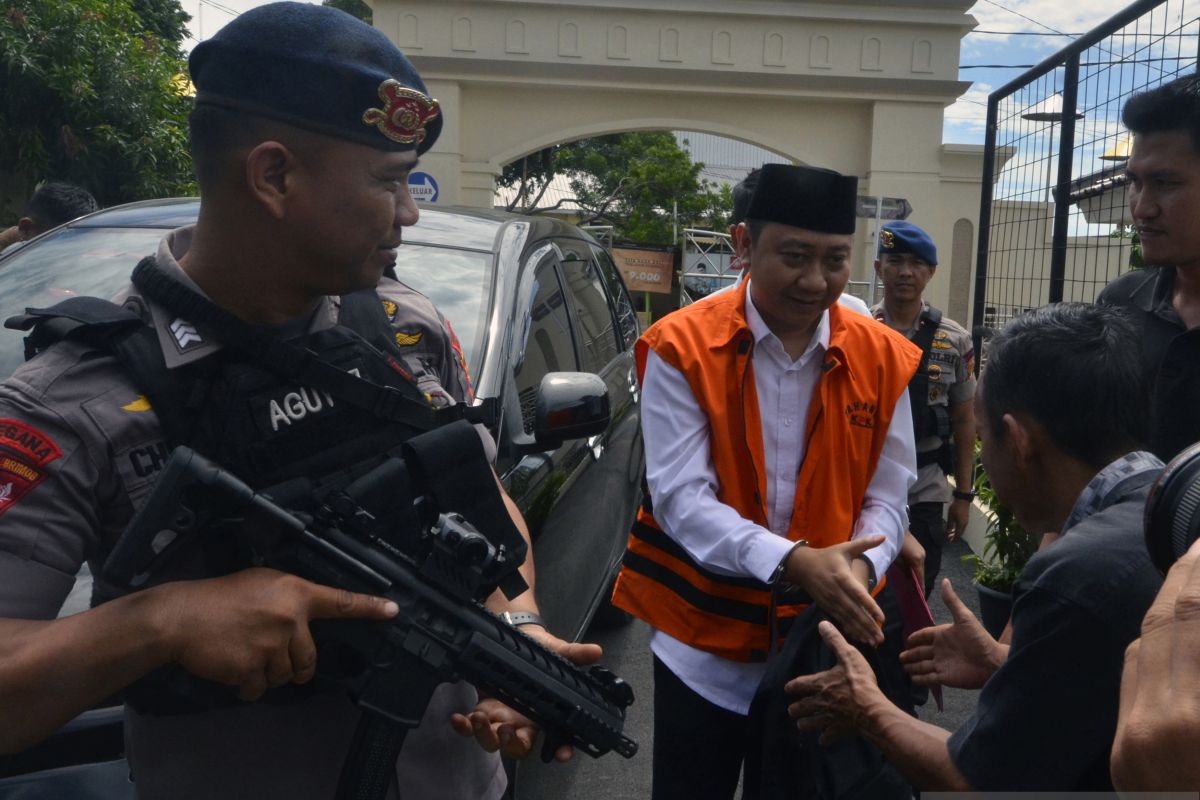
[0,419,64,517]
[168,318,203,352]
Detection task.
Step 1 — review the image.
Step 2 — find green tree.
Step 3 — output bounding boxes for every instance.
[322,0,372,24]
[0,0,195,218]
[130,0,191,54]
[499,132,730,246]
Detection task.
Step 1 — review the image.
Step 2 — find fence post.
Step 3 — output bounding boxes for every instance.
[1048,54,1081,303]
[972,97,1000,375]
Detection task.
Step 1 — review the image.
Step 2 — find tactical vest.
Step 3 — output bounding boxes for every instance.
[908,307,954,473]
[7,257,514,713]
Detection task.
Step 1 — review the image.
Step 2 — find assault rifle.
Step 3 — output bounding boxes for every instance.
[103,442,637,799]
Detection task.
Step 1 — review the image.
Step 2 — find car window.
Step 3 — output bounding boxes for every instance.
[556,239,619,373]
[590,245,640,351]
[0,227,164,377]
[514,251,578,434]
[389,243,492,374]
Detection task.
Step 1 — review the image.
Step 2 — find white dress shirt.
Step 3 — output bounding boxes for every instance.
[643,284,916,713]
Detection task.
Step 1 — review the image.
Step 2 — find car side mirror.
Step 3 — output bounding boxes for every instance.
[533,372,609,451]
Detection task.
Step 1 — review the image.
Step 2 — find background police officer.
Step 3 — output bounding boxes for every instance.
[0,4,594,798]
[871,221,976,596]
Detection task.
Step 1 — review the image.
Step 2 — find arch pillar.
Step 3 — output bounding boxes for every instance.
[419,80,464,205]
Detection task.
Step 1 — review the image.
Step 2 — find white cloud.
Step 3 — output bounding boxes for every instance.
[944,81,993,135]
[967,1,1143,36]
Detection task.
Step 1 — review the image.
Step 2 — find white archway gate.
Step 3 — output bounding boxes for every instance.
[374,0,985,313]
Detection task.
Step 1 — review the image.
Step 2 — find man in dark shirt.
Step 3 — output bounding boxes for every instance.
[1098,72,1200,460]
[784,303,1164,791]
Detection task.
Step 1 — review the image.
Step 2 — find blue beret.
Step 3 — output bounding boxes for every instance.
[189,2,441,154]
[746,164,858,235]
[878,221,937,266]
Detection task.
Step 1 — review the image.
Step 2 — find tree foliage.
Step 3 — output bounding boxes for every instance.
[499,132,731,246]
[0,0,195,219]
[322,0,372,24]
[130,0,191,54]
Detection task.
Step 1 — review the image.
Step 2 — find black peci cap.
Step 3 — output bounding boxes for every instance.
[189,2,442,154]
[746,164,858,235]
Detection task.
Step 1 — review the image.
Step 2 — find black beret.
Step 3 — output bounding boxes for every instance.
[746,164,858,235]
[189,2,442,154]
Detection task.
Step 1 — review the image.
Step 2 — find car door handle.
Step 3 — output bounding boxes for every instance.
[588,434,605,460]
[627,367,640,403]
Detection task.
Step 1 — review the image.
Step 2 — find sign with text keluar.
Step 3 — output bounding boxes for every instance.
[613,247,674,294]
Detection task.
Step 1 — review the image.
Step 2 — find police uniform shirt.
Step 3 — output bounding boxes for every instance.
[870,300,975,504]
[0,227,506,800]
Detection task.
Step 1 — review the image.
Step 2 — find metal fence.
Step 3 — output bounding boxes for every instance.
[973,0,1199,344]
[680,228,739,301]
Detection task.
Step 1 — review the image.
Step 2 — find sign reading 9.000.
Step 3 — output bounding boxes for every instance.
[612,247,674,294]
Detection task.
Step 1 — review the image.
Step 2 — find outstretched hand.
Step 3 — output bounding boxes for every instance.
[785,536,886,647]
[785,621,887,745]
[899,578,1005,690]
[450,626,603,762]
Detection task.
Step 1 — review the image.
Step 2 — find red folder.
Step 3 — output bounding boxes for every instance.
[886,564,944,711]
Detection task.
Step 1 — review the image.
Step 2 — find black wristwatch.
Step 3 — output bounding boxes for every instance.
[952,490,977,502]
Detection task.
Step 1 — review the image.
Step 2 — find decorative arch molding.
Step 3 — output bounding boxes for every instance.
[506,19,528,54]
[810,34,831,68]
[486,118,805,175]
[559,21,580,57]
[609,24,630,59]
[452,16,474,52]
[659,27,682,62]
[763,32,785,67]
[712,30,734,64]
[912,39,934,73]
[861,36,882,71]
[949,217,974,322]
[397,13,420,49]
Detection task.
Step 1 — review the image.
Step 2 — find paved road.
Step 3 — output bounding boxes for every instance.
[514,538,986,799]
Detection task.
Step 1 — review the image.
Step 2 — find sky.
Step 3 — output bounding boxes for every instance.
[178,0,1199,146]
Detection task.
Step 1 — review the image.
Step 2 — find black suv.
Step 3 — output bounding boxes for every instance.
[0,200,644,792]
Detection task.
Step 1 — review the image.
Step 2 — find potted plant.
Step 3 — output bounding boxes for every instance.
[963,449,1040,638]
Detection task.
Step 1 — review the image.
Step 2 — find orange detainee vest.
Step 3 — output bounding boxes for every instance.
[611,282,920,662]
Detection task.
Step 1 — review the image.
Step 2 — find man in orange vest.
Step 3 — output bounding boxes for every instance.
[611,163,920,800]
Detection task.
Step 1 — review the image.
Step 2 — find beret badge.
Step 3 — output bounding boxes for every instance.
[362,80,440,145]
[880,229,895,250]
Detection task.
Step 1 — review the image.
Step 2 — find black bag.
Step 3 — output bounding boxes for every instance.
[742,591,913,800]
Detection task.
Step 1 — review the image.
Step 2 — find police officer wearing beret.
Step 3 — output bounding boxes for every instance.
[870,221,976,597]
[0,4,596,798]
